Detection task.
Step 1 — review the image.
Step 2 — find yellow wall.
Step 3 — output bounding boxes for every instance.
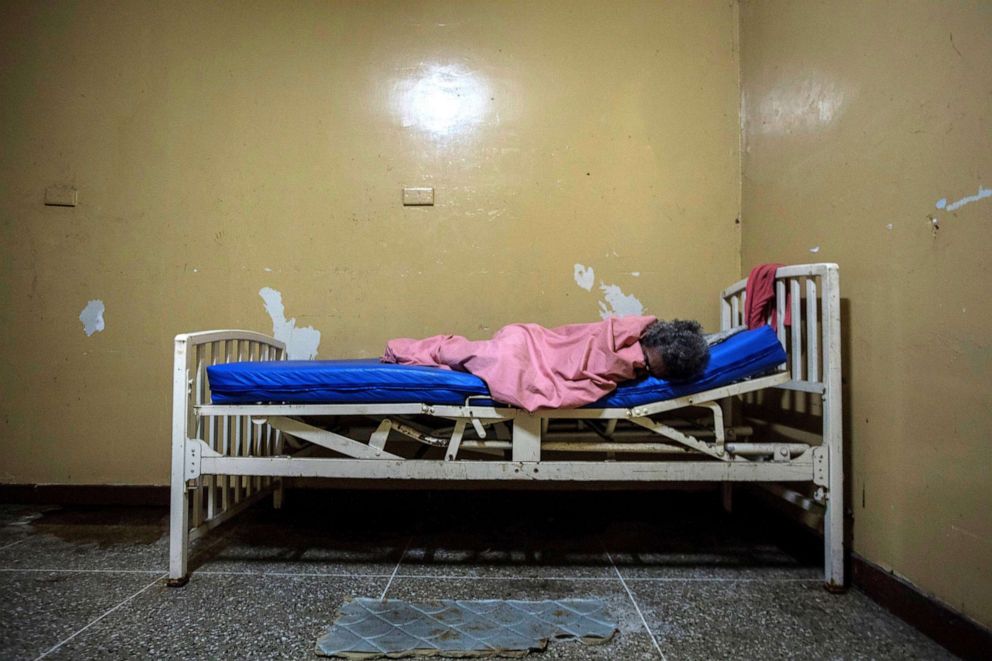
[740,0,992,628]
[2,0,990,632]
[0,1,741,484]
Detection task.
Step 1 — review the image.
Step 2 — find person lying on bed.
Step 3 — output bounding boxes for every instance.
[382,317,709,412]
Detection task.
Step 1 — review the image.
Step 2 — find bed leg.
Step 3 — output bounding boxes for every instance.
[273,478,284,510]
[721,483,733,513]
[167,467,190,587]
[823,482,846,593]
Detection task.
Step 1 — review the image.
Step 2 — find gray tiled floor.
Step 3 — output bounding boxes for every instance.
[0,494,957,660]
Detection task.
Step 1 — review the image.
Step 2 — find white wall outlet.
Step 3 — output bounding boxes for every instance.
[403,187,434,206]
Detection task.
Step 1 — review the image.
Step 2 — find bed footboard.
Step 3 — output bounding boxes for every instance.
[168,330,286,586]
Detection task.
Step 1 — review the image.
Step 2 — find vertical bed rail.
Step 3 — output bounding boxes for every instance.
[719,263,844,590]
[168,330,286,586]
[821,265,843,591]
[168,336,191,586]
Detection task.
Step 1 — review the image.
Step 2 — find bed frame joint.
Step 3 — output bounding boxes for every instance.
[812,447,828,486]
[184,438,217,481]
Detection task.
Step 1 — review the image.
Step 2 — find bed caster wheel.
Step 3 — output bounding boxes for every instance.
[823,582,846,594]
[166,576,190,588]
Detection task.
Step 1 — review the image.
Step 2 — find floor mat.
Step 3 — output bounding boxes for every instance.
[315,598,618,658]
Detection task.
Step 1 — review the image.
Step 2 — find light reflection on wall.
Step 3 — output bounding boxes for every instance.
[392,64,489,138]
[751,76,852,135]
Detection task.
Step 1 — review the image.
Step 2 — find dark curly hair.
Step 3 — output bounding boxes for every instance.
[640,319,710,381]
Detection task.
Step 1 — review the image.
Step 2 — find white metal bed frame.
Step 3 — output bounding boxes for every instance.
[168,263,843,589]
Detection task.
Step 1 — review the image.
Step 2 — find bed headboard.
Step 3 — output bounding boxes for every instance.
[720,263,843,585]
[720,263,841,398]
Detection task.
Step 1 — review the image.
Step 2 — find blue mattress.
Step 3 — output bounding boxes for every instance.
[208,325,786,408]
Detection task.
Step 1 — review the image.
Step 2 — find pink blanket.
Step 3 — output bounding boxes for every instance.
[382,316,657,412]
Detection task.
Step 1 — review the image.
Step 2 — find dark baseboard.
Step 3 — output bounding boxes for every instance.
[0,484,169,506]
[852,555,991,661]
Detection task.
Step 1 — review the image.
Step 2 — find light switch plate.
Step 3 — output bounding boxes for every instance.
[403,187,434,206]
[45,186,78,207]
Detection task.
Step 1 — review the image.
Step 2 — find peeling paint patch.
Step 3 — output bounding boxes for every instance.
[573,264,595,291]
[809,245,820,253]
[79,300,105,336]
[886,223,894,230]
[937,185,991,212]
[259,287,321,359]
[630,272,640,277]
[598,282,644,319]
